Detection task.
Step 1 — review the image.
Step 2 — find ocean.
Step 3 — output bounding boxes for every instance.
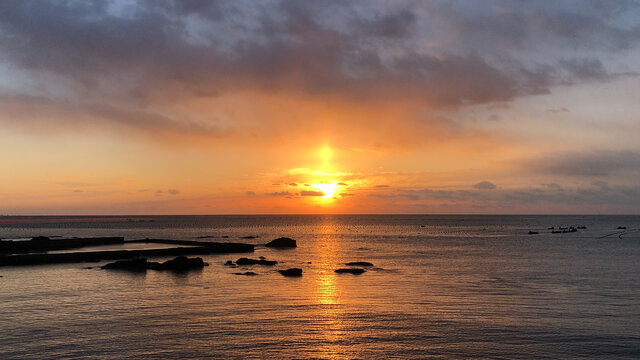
[1,215,639,359]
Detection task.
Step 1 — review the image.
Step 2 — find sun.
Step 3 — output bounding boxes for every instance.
[312,182,338,199]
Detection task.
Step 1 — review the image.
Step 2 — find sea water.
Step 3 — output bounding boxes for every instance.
[1,215,639,359]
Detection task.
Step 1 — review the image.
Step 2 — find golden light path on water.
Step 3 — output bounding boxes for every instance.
[313,217,349,359]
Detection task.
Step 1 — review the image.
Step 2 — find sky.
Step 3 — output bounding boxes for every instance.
[1,0,640,215]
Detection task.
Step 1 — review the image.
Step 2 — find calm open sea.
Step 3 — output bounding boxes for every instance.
[1,215,639,359]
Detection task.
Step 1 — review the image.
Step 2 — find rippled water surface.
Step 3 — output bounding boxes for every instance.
[1,215,639,359]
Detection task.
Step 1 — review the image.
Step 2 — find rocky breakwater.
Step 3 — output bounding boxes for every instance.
[102,256,207,272]
[0,239,254,267]
[0,236,124,253]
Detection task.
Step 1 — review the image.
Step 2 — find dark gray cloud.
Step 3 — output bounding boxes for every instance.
[522,151,640,177]
[473,181,497,190]
[546,107,569,113]
[351,9,416,39]
[558,57,608,81]
[442,1,640,52]
[371,183,640,209]
[301,190,325,196]
[0,93,228,138]
[268,191,292,197]
[0,0,638,136]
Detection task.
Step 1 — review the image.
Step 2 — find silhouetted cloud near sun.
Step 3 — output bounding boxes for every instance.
[301,191,325,197]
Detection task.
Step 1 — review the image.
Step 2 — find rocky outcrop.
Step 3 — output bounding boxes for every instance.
[235,257,277,266]
[265,237,297,248]
[233,271,257,276]
[278,268,302,277]
[345,261,373,267]
[148,256,207,271]
[335,268,366,275]
[101,258,151,272]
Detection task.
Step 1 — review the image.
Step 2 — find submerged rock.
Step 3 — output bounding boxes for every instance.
[265,237,297,248]
[335,268,366,275]
[236,257,278,266]
[278,268,302,277]
[149,256,207,271]
[233,271,257,276]
[345,261,373,267]
[101,258,150,272]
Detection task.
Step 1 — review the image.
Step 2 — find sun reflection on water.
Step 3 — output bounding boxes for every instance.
[310,218,355,359]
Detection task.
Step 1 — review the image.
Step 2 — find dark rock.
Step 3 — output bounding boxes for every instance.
[31,236,51,243]
[278,268,302,277]
[551,230,562,234]
[259,256,266,260]
[618,226,627,230]
[149,256,207,271]
[528,231,539,235]
[233,271,257,276]
[345,261,374,267]
[101,258,150,272]
[236,257,277,266]
[265,237,297,248]
[242,236,258,239]
[224,260,235,266]
[577,226,587,229]
[335,268,366,275]
[548,227,555,230]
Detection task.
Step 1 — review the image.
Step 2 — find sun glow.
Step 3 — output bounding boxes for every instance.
[312,182,339,199]
[318,145,333,164]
